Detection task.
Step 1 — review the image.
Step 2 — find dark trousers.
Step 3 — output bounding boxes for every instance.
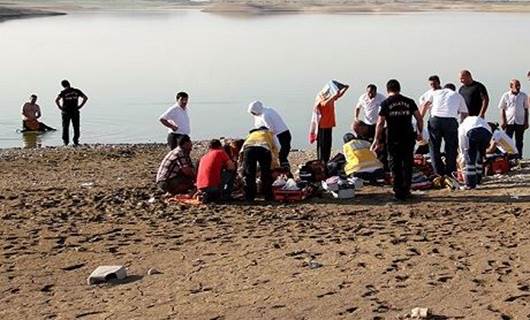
[199,170,235,202]
[505,124,525,157]
[464,128,492,188]
[388,139,415,198]
[428,116,459,176]
[277,130,292,169]
[243,146,272,201]
[317,128,333,163]
[167,133,187,150]
[157,175,194,195]
[22,121,55,132]
[62,111,80,145]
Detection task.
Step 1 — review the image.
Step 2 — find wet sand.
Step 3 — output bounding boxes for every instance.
[1,143,529,319]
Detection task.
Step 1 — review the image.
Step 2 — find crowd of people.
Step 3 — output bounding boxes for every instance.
[155,70,529,202]
[18,71,528,202]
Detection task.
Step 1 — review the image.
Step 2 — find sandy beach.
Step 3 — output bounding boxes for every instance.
[1,143,529,319]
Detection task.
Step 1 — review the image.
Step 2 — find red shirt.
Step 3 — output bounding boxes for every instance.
[196,149,230,189]
[318,99,336,128]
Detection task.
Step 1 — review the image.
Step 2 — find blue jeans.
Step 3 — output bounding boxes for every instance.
[464,128,492,188]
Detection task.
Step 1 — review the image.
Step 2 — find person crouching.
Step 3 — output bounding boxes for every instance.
[241,127,280,202]
[343,123,384,184]
[156,135,195,195]
[196,139,236,202]
[458,116,492,189]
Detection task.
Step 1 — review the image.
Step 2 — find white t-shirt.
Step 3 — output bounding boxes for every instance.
[419,89,434,106]
[356,92,386,125]
[458,116,491,154]
[159,103,190,135]
[498,91,529,125]
[427,88,468,119]
[254,107,289,135]
[492,129,518,155]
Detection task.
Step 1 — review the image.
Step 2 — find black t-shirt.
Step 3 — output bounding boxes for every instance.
[379,94,418,143]
[59,88,86,112]
[458,81,488,116]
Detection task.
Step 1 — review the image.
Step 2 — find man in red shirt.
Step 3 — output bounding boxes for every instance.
[196,139,236,202]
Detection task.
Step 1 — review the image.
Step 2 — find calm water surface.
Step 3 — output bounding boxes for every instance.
[1,10,529,155]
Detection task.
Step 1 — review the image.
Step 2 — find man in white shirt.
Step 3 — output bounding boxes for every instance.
[248,100,291,169]
[422,83,469,176]
[498,79,529,157]
[353,84,386,140]
[159,91,191,150]
[458,116,492,189]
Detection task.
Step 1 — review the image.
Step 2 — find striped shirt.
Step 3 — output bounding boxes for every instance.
[156,147,193,182]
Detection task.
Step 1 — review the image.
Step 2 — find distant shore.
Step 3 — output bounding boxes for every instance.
[204,1,530,14]
[0,6,64,22]
[1,0,530,22]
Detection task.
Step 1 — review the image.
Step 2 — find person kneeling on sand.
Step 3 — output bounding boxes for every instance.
[21,94,56,132]
[196,139,236,202]
[486,123,519,158]
[343,122,384,184]
[156,135,195,195]
[241,127,280,202]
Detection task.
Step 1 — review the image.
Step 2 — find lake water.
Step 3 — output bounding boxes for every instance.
[1,10,529,156]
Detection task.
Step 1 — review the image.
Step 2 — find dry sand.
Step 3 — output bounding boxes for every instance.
[0,143,529,319]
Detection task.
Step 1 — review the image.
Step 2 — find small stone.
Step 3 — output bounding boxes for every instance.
[411,307,430,318]
[87,265,127,285]
[147,268,161,275]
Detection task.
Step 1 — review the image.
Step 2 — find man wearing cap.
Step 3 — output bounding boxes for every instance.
[248,100,292,169]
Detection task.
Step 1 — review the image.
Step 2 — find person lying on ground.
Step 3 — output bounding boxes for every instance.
[241,127,280,202]
[196,139,236,202]
[21,94,56,132]
[156,135,195,195]
[248,100,292,170]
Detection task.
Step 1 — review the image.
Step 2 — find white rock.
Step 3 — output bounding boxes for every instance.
[411,307,430,318]
[147,268,161,275]
[87,265,127,285]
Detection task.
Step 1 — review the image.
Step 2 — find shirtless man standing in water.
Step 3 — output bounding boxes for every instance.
[21,94,56,132]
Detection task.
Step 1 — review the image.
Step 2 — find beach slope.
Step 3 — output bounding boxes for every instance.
[1,144,529,319]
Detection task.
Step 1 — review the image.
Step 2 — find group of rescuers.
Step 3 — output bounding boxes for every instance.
[155,71,528,202]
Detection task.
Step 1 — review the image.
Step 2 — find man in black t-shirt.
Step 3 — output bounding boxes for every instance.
[458,70,489,118]
[55,80,88,146]
[372,79,423,200]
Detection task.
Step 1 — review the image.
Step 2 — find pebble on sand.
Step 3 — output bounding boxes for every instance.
[87,265,127,285]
